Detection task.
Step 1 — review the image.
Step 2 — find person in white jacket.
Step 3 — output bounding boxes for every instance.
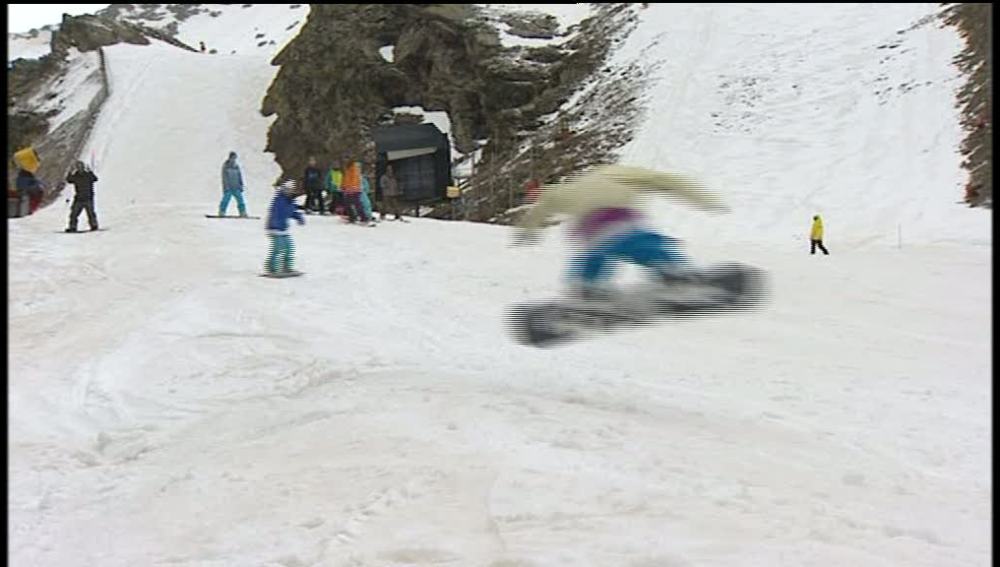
[516,164,728,297]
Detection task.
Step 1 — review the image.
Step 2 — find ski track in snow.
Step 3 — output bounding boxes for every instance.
[8,4,991,567]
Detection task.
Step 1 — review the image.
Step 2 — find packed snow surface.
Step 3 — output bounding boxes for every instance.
[8,4,990,566]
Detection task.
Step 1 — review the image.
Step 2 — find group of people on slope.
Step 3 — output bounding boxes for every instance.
[214,151,411,276]
[9,147,99,231]
[301,155,406,224]
[218,152,407,226]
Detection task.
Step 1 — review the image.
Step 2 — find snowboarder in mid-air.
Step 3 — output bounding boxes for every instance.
[508,164,768,347]
[514,164,729,296]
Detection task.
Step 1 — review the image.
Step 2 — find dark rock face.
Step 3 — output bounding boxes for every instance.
[263,3,646,222]
[7,111,50,159]
[942,3,992,208]
[52,12,196,53]
[262,4,500,177]
[500,12,559,40]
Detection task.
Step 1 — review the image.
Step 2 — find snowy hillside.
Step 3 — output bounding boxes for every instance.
[610,4,990,248]
[8,28,54,61]
[104,3,309,56]
[8,4,990,567]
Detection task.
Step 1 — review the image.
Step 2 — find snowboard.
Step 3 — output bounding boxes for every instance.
[57,228,108,234]
[260,271,304,278]
[340,218,377,227]
[205,214,261,219]
[505,263,769,348]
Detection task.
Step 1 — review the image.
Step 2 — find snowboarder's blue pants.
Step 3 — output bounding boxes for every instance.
[569,229,686,284]
[267,233,294,273]
[219,189,247,216]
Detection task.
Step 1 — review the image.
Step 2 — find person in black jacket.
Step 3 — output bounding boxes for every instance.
[65,161,99,232]
[303,156,325,214]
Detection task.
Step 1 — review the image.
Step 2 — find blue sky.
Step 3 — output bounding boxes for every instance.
[8,4,110,33]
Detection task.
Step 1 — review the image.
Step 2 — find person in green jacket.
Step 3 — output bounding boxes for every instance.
[325,164,344,215]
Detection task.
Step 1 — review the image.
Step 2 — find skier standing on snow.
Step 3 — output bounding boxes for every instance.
[810,214,829,255]
[218,151,248,217]
[360,163,376,223]
[379,164,404,221]
[64,161,99,232]
[15,168,44,215]
[303,156,325,214]
[515,164,728,298]
[325,162,344,215]
[265,180,305,275]
[341,158,372,225]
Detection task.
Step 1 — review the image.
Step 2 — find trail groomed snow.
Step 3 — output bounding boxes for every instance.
[8,4,990,566]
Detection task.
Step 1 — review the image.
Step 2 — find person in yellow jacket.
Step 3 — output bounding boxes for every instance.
[810,214,829,255]
[516,164,728,297]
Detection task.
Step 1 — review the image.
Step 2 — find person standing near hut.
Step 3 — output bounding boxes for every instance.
[303,156,325,214]
[325,161,344,215]
[379,164,405,221]
[341,158,373,226]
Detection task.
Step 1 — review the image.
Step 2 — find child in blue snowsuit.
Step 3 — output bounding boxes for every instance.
[219,151,248,217]
[265,181,305,274]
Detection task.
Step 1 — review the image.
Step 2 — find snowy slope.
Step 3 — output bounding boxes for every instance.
[80,41,281,209]
[8,29,54,61]
[108,3,309,56]
[173,3,308,56]
[7,4,991,567]
[611,3,990,248]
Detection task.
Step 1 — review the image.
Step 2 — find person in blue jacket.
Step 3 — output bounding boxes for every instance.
[265,180,305,274]
[219,151,248,217]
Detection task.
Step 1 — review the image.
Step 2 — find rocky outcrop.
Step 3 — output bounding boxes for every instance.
[942,3,992,208]
[433,3,646,223]
[261,4,501,178]
[500,12,559,40]
[262,3,646,222]
[52,12,196,53]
